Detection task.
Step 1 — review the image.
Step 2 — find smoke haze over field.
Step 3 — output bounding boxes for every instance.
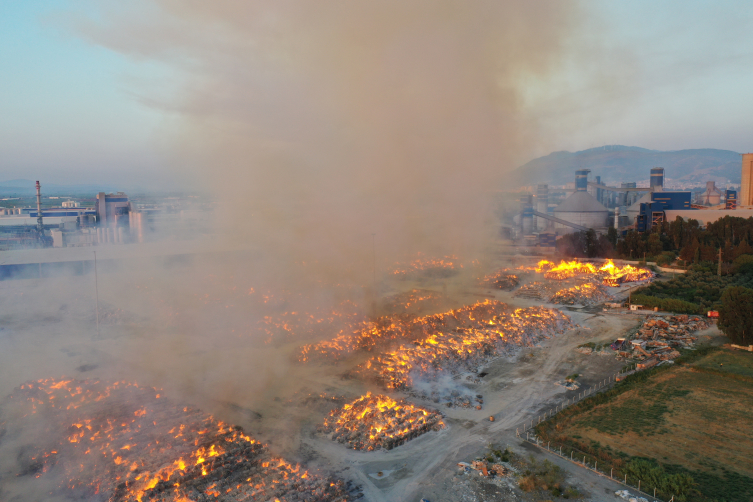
[68,0,581,280]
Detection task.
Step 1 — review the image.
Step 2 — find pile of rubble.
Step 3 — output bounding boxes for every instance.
[514,282,548,300]
[618,315,712,366]
[480,270,519,291]
[549,283,612,306]
[382,289,446,313]
[2,378,359,502]
[300,300,520,362]
[318,393,444,451]
[457,460,509,478]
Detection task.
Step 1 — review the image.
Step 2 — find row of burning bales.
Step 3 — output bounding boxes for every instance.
[0,258,653,501]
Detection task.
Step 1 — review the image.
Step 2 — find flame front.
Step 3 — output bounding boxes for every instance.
[543,259,653,285]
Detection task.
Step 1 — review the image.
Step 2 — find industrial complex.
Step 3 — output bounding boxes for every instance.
[516,153,753,245]
[0,181,215,251]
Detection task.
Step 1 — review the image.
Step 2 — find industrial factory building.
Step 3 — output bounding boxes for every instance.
[516,152,753,245]
[0,182,154,250]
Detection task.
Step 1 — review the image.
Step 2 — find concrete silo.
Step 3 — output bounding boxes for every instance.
[553,170,609,232]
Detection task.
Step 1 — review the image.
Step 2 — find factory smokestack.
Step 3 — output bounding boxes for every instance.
[35,180,43,234]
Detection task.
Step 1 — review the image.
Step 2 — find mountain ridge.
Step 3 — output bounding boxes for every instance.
[512,146,742,187]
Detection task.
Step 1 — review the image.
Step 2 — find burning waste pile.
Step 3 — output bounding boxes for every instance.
[391,254,461,279]
[0,378,359,502]
[542,259,654,286]
[316,393,444,451]
[548,283,612,306]
[299,300,528,362]
[356,303,573,390]
[382,289,446,313]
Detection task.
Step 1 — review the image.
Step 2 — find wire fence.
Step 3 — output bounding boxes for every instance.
[514,365,680,502]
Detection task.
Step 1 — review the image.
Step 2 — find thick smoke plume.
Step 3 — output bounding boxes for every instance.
[72,0,580,282]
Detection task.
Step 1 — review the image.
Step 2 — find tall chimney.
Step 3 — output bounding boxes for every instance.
[35,180,44,233]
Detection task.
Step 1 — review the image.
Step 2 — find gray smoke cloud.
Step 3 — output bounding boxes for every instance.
[68,0,581,282]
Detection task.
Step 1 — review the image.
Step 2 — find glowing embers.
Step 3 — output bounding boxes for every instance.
[318,393,444,451]
[299,300,518,362]
[4,378,354,502]
[480,271,519,291]
[549,283,612,306]
[391,253,461,278]
[382,289,446,312]
[543,259,654,285]
[358,305,572,389]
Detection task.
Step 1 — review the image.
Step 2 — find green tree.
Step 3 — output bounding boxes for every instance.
[718,286,753,345]
[647,233,663,257]
[607,226,618,247]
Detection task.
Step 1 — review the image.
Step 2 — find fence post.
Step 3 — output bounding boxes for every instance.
[638,480,641,491]
[571,451,573,460]
[624,474,627,483]
[560,446,562,455]
[654,488,656,497]
[595,460,597,471]
[610,468,613,478]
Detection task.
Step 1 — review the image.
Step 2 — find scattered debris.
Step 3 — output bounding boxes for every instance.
[457,460,508,478]
[620,315,711,364]
[615,489,649,502]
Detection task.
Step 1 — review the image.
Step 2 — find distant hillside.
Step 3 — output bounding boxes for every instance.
[511,146,742,187]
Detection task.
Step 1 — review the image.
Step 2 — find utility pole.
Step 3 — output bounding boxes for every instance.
[94,251,100,337]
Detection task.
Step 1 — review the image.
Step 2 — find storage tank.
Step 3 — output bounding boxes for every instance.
[701,181,722,206]
[554,171,608,232]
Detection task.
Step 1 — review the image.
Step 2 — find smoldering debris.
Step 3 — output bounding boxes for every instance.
[354,304,572,389]
[0,378,360,502]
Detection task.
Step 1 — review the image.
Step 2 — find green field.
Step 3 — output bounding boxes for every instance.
[536,348,753,502]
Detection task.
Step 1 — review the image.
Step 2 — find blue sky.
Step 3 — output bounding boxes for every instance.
[0,1,166,187]
[1,1,752,188]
